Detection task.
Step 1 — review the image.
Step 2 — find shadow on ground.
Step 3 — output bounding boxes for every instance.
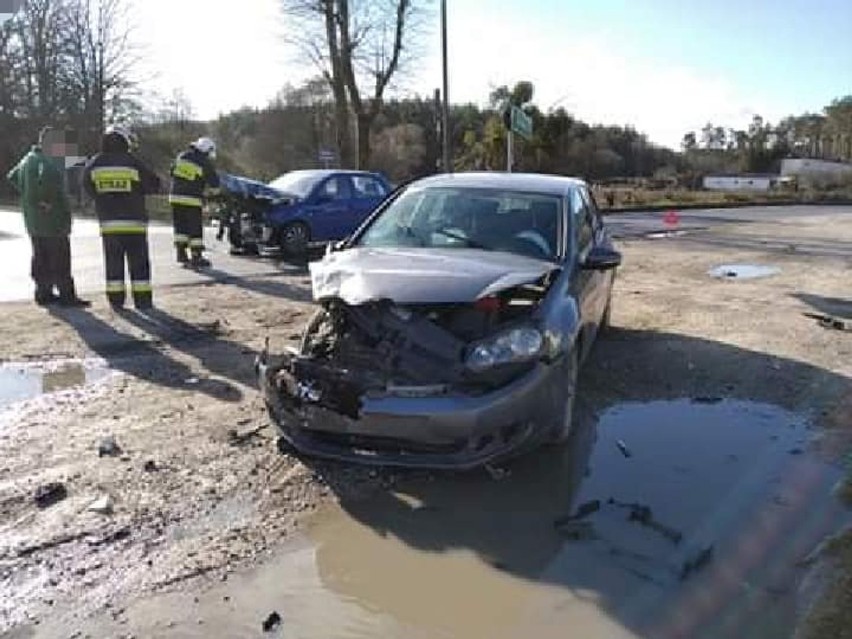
[181,265,312,302]
[47,307,244,401]
[320,327,851,639]
[793,293,852,320]
[117,307,261,388]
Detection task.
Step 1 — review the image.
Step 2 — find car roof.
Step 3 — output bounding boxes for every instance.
[409,172,586,196]
[281,169,382,178]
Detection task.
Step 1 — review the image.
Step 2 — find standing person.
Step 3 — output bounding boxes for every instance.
[168,137,219,267]
[82,125,161,310]
[6,126,90,307]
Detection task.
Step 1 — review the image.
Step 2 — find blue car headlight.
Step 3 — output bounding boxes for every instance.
[466,326,544,372]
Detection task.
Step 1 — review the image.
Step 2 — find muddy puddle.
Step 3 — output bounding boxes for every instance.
[53,400,849,639]
[0,359,113,412]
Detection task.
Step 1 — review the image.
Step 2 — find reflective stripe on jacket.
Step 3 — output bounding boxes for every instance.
[83,151,160,227]
[169,147,219,206]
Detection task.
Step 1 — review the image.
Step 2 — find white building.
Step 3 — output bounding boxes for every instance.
[702,175,777,192]
[780,158,852,184]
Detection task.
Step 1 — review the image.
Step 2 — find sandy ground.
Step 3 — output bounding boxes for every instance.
[0,207,850,636]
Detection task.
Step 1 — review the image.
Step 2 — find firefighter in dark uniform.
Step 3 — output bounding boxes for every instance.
[169,137,219,267]
[82,125,161,310]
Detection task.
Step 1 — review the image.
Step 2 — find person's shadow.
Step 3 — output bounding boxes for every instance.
[112,306,268,390]
[47,306,243,401]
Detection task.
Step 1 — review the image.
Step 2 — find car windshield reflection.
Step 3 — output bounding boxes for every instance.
[358,186,562,262]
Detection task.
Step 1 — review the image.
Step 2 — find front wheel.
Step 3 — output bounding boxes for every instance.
[279,222,310,258]
[547,348,579,445]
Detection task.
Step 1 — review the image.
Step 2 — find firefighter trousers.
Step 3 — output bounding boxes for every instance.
[102,233,152,308]
[171,204,205,259]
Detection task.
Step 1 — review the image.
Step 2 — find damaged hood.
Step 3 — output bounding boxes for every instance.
[309,247,559,304]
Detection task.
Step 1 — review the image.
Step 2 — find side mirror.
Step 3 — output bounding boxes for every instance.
[326,240,346,255]
[582,246,622,271]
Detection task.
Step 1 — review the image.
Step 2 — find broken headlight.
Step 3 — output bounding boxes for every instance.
[466,327,544,372]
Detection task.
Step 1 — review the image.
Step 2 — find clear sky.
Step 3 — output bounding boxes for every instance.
[133,0,852,149]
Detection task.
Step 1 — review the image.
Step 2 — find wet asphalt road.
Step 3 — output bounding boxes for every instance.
[2,204,851,303]
[0,209,305,303]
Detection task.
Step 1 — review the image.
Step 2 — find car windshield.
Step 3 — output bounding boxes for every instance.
[357,186,562,261]
[268,172,324,198]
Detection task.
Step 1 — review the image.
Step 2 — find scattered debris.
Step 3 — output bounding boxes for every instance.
[680,545,714,580]
[616,440,632,458]
[88,495,114,515]
[143,460,158,472]
[98,436,122,458]
[184,377,200,385]
[554,520,597,541]
[86,527,131,547]
[554,499,601,528]
[692,396,723,404]
[803,312,851,332]
[262,611,282,632]
[228,424,268,446]
[34,482,68,509]
[609,499,683,544]
[645,230,688,239]
[17,531,89,557]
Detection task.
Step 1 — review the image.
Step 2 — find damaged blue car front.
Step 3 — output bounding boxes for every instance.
[216,170,392,257]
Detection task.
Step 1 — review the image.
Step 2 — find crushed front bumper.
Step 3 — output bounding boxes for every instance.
[257,354,560,470]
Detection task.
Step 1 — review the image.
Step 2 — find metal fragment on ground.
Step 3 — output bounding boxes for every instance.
[262,611,282,632]
[98,436,122,458]
[33,482,68,509]
[680,545,714,580]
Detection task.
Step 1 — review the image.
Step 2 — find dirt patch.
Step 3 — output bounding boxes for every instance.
[0,286,388,632]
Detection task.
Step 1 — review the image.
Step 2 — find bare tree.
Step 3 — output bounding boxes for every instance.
[14,0,68,120]
[282,0,423,169]
[64,0,140,144]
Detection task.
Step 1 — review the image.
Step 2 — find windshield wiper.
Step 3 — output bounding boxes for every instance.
[432,228,494,251]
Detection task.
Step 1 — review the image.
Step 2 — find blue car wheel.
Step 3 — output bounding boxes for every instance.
[280,221,310,257]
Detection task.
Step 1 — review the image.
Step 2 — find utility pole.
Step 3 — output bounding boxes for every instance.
[440,0,451,173]
[507,130,514,172]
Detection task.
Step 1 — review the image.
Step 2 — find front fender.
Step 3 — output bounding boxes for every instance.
[539,293,582,362]
[267,203,302,229]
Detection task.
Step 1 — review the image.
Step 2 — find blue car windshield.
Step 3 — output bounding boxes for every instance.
[357,186,562,262]
[268,172,324,198]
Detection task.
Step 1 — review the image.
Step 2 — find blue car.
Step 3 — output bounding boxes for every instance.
[217,170,393,257]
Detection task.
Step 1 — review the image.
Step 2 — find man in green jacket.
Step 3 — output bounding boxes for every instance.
[6,127,89,307]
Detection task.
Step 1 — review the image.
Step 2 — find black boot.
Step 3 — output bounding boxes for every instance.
[190,250,211,268]
[176,246,189,264]
[57,279,91,308]
[35,287,59,306]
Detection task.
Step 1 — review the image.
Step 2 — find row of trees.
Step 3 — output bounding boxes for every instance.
[131,78,679,185]
[681,97,852,175]
[3,0,851,198]
[0,0,138,185]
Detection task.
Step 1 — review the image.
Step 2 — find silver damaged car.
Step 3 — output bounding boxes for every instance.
[256,172,621,470]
